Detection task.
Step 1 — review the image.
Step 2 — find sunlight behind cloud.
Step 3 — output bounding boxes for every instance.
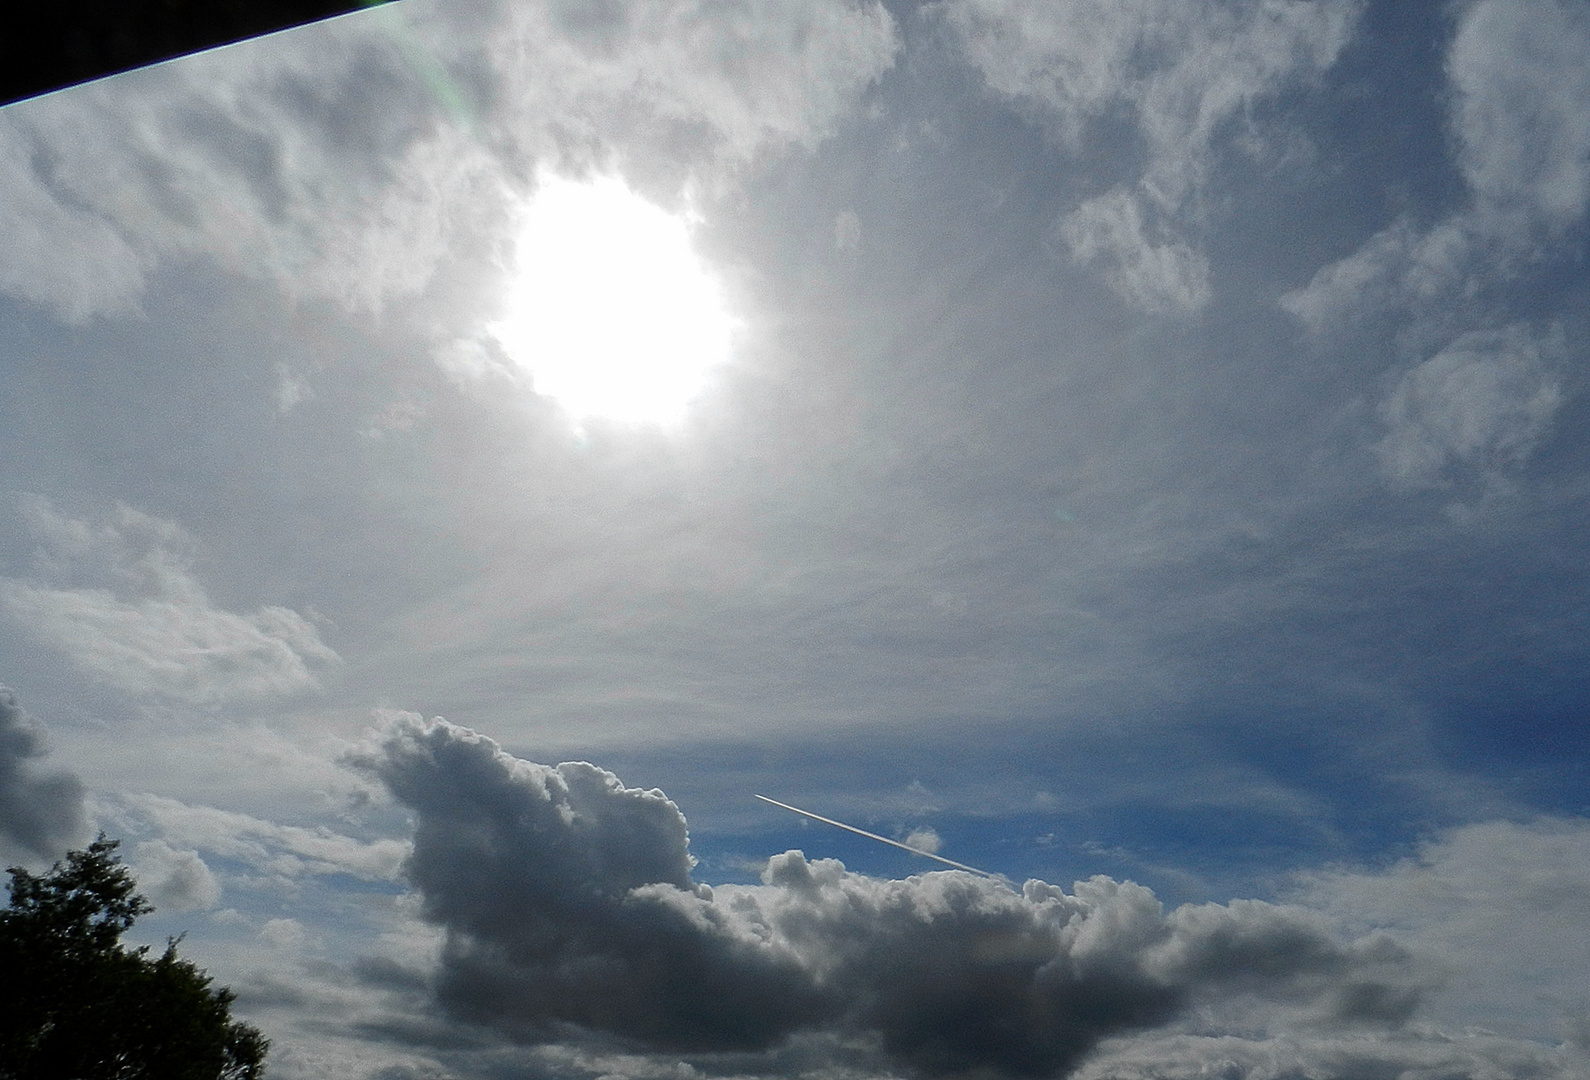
[490,174,734,424]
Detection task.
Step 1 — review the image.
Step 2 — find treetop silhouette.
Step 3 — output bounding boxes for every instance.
[0,836,267,1080]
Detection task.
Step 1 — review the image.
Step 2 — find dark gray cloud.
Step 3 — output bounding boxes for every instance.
[359,716,829,1053]
[358,715,1428,1078]
[0,685,85,858]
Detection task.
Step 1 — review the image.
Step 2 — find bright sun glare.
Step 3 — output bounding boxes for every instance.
[490,174,734,424]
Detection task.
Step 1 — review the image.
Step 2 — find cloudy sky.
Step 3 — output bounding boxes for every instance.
[2,1,1589,1077]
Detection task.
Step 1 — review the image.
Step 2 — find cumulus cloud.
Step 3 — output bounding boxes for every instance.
[0,0,896,326]
[260,917,309,950]
[1283,0,1590,328]
[355,715,1429,1077]
[0,686,86,859]
[1377,324,1563,489]
[941,0,1359,312]
[0,498,339,703]
[133,838,223,912]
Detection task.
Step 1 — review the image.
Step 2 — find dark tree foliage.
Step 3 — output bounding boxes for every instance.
[0,836,268,1080]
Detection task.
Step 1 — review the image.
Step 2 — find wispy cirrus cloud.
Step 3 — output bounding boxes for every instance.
[112,791,407,884]
[940,0,1361,312]
[1282,0,1590,330]
[1450,0,1590,225]
[0,497,339,703]
[1377,323,1565,490]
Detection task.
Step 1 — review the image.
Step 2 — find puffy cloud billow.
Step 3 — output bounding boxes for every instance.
[0,686,86,859]
[358,715,1428,1078]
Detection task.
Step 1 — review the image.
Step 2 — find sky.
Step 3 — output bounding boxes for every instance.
[1,0,1589,1077]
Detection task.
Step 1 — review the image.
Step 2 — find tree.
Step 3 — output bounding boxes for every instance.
[0,836,267,1080]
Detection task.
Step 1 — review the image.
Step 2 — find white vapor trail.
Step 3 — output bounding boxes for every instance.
[754,794,996,877]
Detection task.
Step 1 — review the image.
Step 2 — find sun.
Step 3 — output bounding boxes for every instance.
[489,173,735,425]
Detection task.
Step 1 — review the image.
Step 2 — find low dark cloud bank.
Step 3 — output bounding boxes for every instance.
[358,716,1426,1078]
[0,686,85,858]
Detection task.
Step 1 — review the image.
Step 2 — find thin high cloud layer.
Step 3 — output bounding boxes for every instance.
[940,0,1359,312]
[0,686,85,859]
[358,715,1428,1078]
[0,498,339,703]
[0,0,895,326]
[1282,0,1590,330]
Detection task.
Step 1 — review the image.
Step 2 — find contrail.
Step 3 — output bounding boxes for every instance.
[755,794,994,877]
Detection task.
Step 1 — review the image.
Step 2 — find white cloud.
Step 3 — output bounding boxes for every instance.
[133,838,223,912]
[0,0,896,327]
[1377,324,1563,489]
[1293,816,1590,1045]
[1059,187,1211,313]
[118,791,408,883]
[0,498,339,703]
[902,826,942,854]
[0,141,154,324]
[1282,0,1590,329]
[0,23,498,324]
[1074,1027,1588,1080]
[351,715,1435,1077]
[1450,0,1590,222]
[939,0,1359,187]
[941,0,1360,312]
[1279,216,1479,332]
[260,917,309,950]
[1279,207,1505,334]
[481,0,898,177]
[273,363,313,414]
